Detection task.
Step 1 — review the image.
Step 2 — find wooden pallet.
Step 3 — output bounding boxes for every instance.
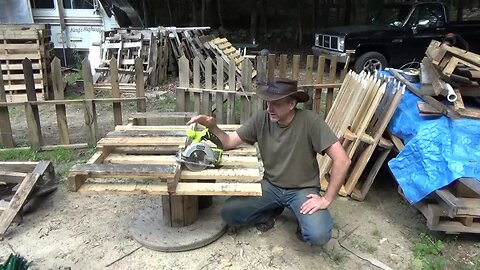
[68,125,262,196]
[318,71,404,197]
[0,24,53,101]
[0,161,54,236]
[400,178,480,234]
[208,37,257,78]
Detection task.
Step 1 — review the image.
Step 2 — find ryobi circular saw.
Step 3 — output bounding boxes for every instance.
[175,128,223,171]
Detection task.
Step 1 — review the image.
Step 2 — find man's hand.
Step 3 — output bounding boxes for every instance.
[187,115,217,128]
[300,194,331,215]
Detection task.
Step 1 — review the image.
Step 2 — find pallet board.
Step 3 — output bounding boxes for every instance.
[68,125,262,196]
[0,24,54,101]
[0,161,54,236]
[400,178,480,234]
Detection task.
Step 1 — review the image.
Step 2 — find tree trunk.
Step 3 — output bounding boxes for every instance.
[191,0,197,24]
[217,0,223,28]
[344,0,351,25]
[201,0,205,26]
[250,1,258,42]
[142,0,148,26]
[166,0,172,25]
[296,0,302,45]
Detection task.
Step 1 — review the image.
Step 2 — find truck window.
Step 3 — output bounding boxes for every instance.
[407,4,446,28]
[371,5,411,26]
[63,0,94,9]
[30,0,54,9]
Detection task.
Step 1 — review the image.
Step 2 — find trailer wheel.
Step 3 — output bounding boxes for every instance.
[354,52,387,73]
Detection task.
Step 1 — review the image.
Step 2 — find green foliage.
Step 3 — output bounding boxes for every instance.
[410,233,448,270]
[0,148,73,163]
[372,228,382,238]
[155,95,176,112]
[65,90,84,100]
[350,235,377,254]
[64,72,83,86]
[72,49,83,70]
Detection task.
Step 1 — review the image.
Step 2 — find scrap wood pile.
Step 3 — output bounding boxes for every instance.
[94,27,169,91]
[0,24,54,102]
[394,40,480,120]
[0,161,56,236]
[400,178,480,234]
[318,70,405,200]
[165,26,255,85]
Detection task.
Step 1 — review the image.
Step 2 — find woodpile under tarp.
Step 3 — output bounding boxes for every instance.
[393,40,480,120]
[0,24,54,102]
[94,27,169,90]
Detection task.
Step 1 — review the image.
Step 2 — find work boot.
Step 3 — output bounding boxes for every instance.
[255,207,284,232]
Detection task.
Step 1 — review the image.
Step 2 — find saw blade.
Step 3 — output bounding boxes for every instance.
[184,149,210,171]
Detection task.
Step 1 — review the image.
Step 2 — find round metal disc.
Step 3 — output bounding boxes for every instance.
[185,150,209,171]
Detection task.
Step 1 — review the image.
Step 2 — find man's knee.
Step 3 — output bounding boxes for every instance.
[305,227,332,246]
[220,199,238,224]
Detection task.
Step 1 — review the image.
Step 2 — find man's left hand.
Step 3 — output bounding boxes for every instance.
[300,194,331,215]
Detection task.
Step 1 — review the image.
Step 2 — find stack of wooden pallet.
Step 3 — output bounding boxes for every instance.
[416,40,480,119]
[0,161,55,236]
[207,37,256,78]
[0,24,54,102]
[319,71,405,199]
[399,178,480,234]
[165,27,255,83]
[94,27,168,90]
[68,124,262,196]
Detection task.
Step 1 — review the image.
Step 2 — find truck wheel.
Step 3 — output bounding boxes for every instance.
[354,52,387,73]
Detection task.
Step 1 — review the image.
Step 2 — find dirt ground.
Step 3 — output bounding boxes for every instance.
[0,79,478,270]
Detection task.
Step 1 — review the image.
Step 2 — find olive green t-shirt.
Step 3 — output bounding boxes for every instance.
[236,109,338,188]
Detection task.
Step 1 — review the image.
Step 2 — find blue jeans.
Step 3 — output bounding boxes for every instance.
[221,179,333,246]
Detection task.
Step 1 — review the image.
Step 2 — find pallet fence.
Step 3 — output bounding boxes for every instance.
[175,53,349,124]
[0,56,146,151]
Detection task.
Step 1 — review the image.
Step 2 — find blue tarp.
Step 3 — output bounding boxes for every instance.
[387,85,480,204]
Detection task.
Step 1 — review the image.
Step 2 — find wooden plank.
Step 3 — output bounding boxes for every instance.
[0,173,40,236]
[98,137,185,146]
[0,171,28,183]
[0,63,14,148]
[314,55,326,115]
[110,57,123,126]
[1,63,42,70]
[304,55,314,110]
[193,57,201,113]
[176,55,188,112]
[82,59,98,147]
[1,74,43,81]
[135,57,146,125]
[69,163,176,179]
[279,54,287,78]
[216,55,224,123]
[325,55,337,116]
[181,168,261,181]
[77,182,262,196]
[292,55,300,80]
[115,124,241,132]
[227,58,236,124]
[267,54,275,82]
[105,153,259,167]
[0,162,38,172]
[458,178,480,196]
[202,57,212,116]
[51,57,69,145]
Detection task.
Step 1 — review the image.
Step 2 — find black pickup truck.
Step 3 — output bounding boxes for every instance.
[312,2,480,73]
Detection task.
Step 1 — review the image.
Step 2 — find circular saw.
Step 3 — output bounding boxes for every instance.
[175,129,223,171]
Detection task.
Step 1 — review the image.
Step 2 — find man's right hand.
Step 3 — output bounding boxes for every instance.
[187,115,217,128]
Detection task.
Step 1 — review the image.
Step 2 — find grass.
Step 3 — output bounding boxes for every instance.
[410,233,447,270]
[349,235,377,254]
[0,147,95,178]
[64,72,83,86]
[155,95,176,112]
[372,228,382,238]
